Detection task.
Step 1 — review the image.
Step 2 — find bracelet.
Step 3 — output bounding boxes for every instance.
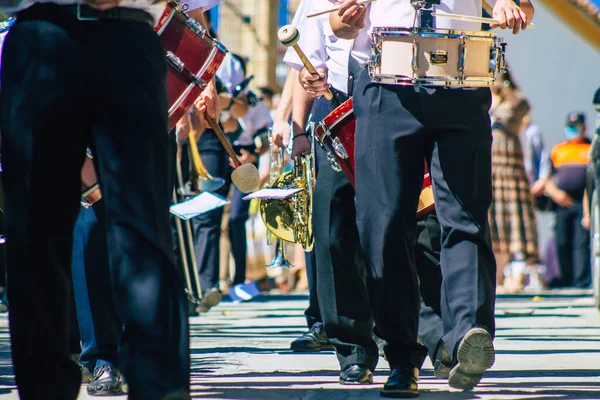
[293,133,308,140]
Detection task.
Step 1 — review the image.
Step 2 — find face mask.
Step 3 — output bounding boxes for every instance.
[564,126,580,139]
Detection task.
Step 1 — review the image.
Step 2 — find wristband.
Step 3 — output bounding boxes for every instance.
[293,133,308,140]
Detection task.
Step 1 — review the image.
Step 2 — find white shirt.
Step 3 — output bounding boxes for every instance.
[2,0,218,26]
[237,100,273,146]
[283,0,353,94]
[352,0,485,66]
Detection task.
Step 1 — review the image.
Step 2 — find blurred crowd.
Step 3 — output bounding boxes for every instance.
[488,71,596,293]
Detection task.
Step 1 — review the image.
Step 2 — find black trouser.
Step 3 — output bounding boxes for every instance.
[303,96,335,329]
[555,202,591,288]
[229,182,251,285]
[304,250,321,328]
[352,64,496,368]
[188,132,231,293]
[0,7,189,399]
[415,212,444,362]
[315,154,445,370]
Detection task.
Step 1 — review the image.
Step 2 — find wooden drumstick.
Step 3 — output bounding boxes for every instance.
[205,113,260,193]
[278,25,334,101]
[432,12,535,28]
[306,0,376,18]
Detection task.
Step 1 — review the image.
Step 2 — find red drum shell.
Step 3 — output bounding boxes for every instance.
[155,3,226,130]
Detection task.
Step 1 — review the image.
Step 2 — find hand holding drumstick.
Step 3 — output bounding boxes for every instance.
[278,25,334,101]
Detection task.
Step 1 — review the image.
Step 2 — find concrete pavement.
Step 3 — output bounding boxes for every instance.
[0,290,598,399]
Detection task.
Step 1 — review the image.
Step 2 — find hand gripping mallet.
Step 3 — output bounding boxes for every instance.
[205,114,261,193]
[278,25,333,101]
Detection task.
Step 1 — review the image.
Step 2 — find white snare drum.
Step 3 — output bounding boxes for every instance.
[369,27,506,87]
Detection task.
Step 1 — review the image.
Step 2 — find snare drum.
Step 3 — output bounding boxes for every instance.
[369,27,506,87]
[315,98,435,217]
[155,2,227,130]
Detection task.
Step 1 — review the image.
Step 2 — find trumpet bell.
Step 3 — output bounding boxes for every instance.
[259,171,296,243]
[266,239,293,269]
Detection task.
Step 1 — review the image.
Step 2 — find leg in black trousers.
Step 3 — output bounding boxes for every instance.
[571,203,591,288]
[289,97,331,351]
[555,206,574,286]
[229,185,251,285]
[314,143,378,370]
[1,9,189,399]
[189,135,230,311]
[352,63,496,391]
[303,250,321,329]
[415,212,449,375]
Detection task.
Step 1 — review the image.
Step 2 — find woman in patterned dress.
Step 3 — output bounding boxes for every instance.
[489,91,540,293]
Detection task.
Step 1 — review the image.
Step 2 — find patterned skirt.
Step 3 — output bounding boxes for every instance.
[489,128,539,262]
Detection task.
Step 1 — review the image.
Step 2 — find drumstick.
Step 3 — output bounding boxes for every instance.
[205,114,260,193]
[306,0,376,18]
[278,25,334,101]
[431,12,535,28]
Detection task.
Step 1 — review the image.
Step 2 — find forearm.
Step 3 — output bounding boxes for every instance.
[275,69,298,123]
[291,78,315,136]
[329,11,361,39]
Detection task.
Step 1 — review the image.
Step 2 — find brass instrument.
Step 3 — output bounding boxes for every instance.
[173,157,204,304]
[259,123,316,253]
[263,128,293,268]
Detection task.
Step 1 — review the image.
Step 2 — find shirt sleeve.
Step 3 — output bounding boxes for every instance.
[180,0,220,12]
[282,0,328,71]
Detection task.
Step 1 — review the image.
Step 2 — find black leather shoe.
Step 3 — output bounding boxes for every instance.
[290,323,334,352]
[380,367,419,398]
[87,364,124,396]
[339,364,373,385]
[433,340,452,379]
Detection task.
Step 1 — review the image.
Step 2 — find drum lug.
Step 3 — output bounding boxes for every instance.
[184,19,206,39]
[458,35,466,82]
[166,51,185,73]
[326,152,342,172]
[411,35,419,75]
[331,137,349,160]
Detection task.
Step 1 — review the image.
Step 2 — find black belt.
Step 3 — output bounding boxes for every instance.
[17,3,154,27]
[330,86,349,107]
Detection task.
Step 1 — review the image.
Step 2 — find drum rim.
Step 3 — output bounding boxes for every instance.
[371,26,497,38]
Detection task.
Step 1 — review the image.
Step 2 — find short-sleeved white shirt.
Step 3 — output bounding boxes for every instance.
[283,0,353,94]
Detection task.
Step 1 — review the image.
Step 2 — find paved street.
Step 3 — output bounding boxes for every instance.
[0,290,598,399]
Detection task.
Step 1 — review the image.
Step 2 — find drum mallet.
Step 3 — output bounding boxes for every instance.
[278,25,333,101]
[205,114,261,193]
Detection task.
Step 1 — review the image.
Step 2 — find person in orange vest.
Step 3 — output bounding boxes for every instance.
[545,112,591,288]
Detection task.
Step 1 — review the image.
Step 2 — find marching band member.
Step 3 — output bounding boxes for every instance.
[330,0,534,396]
[0,1,219,399]
[285,0,451,383]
